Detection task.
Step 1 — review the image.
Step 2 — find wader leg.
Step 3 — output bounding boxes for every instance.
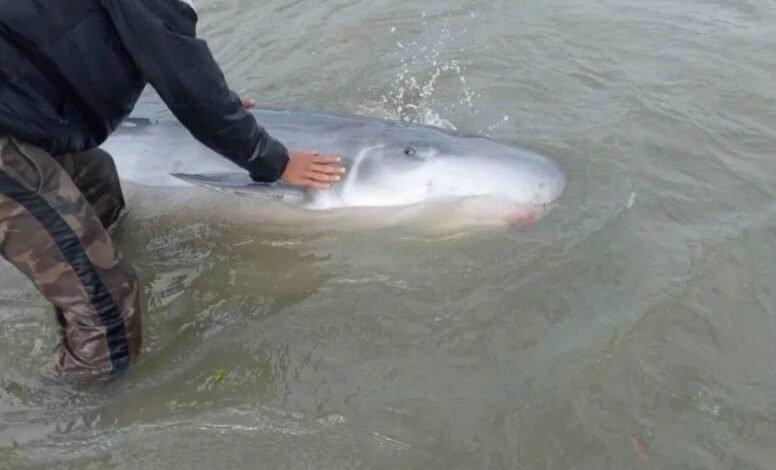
[0,137,142,384]
[57,147,127,233]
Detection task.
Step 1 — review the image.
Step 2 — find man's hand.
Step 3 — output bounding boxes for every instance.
[281,150,346,190]
[240,99,344,189]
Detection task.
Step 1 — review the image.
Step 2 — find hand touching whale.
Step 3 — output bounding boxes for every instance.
[281,150,346,190]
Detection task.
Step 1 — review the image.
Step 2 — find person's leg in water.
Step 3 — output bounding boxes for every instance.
[0,137,142,384]
[58,147,129,234]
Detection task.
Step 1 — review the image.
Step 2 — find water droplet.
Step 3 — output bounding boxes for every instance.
[626,192,636,209]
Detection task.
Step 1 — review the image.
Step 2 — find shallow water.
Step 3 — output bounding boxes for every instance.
[2,0,776,468]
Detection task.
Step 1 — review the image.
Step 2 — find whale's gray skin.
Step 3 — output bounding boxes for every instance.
[101,104,566,223]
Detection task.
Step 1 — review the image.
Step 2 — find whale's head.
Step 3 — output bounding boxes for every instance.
[311,133,566,224]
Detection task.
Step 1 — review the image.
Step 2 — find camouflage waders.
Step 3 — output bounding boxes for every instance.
[0,136,142,383]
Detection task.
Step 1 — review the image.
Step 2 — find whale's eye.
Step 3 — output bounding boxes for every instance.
[404,146,417,156]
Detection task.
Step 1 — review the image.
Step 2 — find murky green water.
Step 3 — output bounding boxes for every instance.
[3,0,776,468]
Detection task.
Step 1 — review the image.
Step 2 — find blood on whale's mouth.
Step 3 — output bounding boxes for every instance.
[505,208,539,225]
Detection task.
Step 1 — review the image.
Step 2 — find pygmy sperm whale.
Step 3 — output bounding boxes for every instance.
[101,104,567,226]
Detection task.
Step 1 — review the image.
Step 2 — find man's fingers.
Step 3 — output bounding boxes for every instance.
[312,155,342,164]
[310,164,346,175]
[305,180,331,190]
[305,171,342,183]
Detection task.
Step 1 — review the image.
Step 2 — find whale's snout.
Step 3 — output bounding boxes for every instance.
[533,161,567,205]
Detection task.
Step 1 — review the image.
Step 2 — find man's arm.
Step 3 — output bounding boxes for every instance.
[101,0,288,182]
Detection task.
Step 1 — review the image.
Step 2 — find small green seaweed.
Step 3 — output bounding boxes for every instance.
[210,369,227,384]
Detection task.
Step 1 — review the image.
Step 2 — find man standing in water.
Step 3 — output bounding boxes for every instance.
[0,0,345,383]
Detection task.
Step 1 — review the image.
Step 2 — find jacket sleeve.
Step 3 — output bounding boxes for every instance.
[101,0,289,182]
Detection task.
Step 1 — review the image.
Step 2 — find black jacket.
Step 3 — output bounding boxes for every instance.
[0,0,289,182]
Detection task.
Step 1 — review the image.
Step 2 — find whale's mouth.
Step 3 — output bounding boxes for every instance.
[505,208,539,225]
[502,200,562,226]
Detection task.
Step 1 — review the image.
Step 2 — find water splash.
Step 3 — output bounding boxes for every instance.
[483,114,512,135]
[358,17,480,131]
